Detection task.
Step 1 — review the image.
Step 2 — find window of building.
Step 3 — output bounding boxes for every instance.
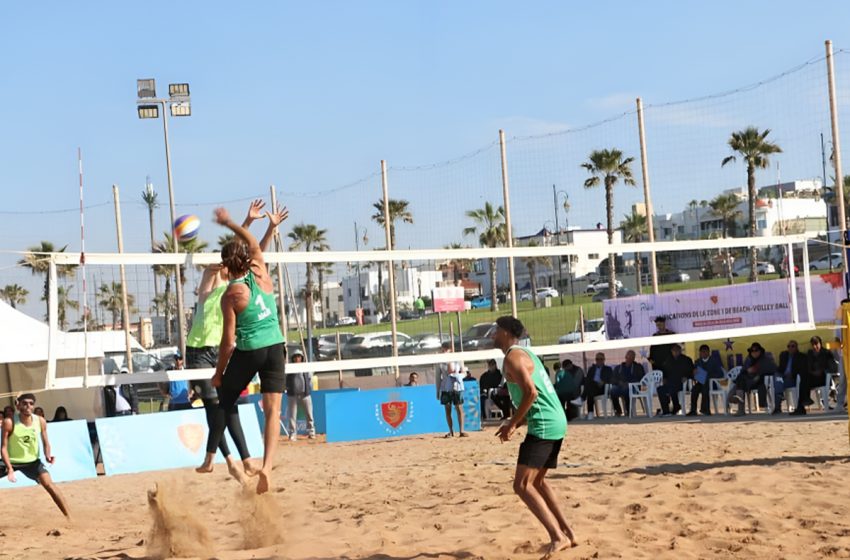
[588,253,599,260]
[337,295,343,302]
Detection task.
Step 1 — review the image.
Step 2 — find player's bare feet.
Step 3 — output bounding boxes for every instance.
[242,459,261,477]
[256,469,271,495]
[195,453,214,474]
[225,458,247,485]
[560,525,577,547]
[541,532,573,559]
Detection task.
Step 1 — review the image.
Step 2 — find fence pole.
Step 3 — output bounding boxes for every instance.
[499,130,518,317]
[269,185,289,339]
[826,40,849,286]
[636,98,659,294]
[381,160,400,382]
[112,185,134,375]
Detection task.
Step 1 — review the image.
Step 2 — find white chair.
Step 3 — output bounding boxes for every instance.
[678,378,693,415]
[784,375,800,413]
[710,366,741,415]
[820,372,840,410]
[483,389,504,420]
[629,370,662,418]
[593,384,612,418]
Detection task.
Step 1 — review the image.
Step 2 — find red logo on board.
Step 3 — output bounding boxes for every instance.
[381,401,408,428]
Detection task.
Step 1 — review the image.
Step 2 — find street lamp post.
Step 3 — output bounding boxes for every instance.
[822,132,834,273]
[354,221,368,310]
[136,79,191,356]
[552,185,574,303]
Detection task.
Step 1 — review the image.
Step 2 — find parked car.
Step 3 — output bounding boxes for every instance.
[536,287,559,299]
[591,287,638,302]
[406,333,459,354]
[519,292,532,301]
[461,322,498,351]
[810,252,844,271]
[558,318,606,344]
[317,333,353,360]
[660,270,691,283]
[470,295,492,309]
[732,260,776,276]
[336,316,356,326]
[398,309,422,320]
[585,280,623,294]
[341,331,414,359]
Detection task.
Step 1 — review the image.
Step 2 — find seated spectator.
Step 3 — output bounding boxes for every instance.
[33,406,45,418]
[161,353,193,411]
[100,367,139,417]
[778,340,807,415]
[50,406,71,422]
[582,353,613,419]
[689,344,724,416]
[730,342,775,416]
[793,336,838,415]
[404,372,419,386]
[463,368,475,382]
[657,344,693,416]
[555,359,584,421]
[611,350,645,416]
[3,405,13,419]
[478,359,503,417]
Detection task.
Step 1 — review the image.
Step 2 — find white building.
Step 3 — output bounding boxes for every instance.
[340,266,443,320]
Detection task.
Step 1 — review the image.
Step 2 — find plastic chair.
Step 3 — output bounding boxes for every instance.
[784,375,800,413]
[629,370,662,418]
[710,366,741,415]
[593,384,612,418]
[678,378,693,415]
[820,372,840,410]
[483,389,504,420]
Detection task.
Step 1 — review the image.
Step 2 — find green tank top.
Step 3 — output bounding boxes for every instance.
[187,284,226,348]
[506,346,567,440]
[230,271,285,351]
[8,415,40,464]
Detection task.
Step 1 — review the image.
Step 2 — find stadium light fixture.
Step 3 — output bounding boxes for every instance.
[168,83,190,99]
[170,101,191,117]
[137,79,156,99]
[137,104,159,119]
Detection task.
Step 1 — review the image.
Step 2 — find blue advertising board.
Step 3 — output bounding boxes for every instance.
[0,419,97,489]
[325,383,481,443]
[248,388,358,436]
[96,404,263,476]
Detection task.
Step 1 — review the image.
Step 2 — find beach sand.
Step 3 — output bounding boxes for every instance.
[2,414,850,560]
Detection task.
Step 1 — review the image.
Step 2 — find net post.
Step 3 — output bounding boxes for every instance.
[788,241,799,324]
[826,40,849,288]
[381,160,400,382]
[499,130,518,317]
[112,185,134,375]
[269,185,289,339]
[801,239,814,326]
[46,258,58,390]
[636,97,659,294]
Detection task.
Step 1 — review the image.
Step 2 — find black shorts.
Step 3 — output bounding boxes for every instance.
[187,346,219,400]
[0,460,47,482]
[223,343,286,395]
[440,391,463,405]
[517,435,563,469]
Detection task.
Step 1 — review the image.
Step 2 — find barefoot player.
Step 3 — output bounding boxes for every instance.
[493,316,575,557]
[202,204,288,495]
[1,393,70,518]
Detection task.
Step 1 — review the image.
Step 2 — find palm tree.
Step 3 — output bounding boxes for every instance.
[315,261,334,328]
[55,285,79,330]
[371,198,413,321]
[721,127,782,282]
[218,233,236,248]
[709,193,742,285]
[582,148,636,298]
[18,241,77,320]
[620,211,647,294]
[1,284,28,309]
[444,242,473,287]
[288,224,329,341]
[522,241,551,309]
[152,233,207,342]
[98,282,136,329]
[141,178,160,300]
[464,202,506,312]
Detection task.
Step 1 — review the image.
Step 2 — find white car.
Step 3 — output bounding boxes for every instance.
[810,253,844,271]
[585,280,623,294]
[732,261,776,276]
[336,316,357,326]
[558,318,606,344]
[536,287,559,299]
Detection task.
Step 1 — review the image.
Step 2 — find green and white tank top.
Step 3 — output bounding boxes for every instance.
[187,284,226,348]
[8,415,40,464]
[230,271,285,351]
[506,345,567,440]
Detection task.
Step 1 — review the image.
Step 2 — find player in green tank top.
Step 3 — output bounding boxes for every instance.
[493,316,576,555]
[201,203,289,495]
[1,393,70,517]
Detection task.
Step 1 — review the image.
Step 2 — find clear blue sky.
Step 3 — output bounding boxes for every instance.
[2,1,850,318]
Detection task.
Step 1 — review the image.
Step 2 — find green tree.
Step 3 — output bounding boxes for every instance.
[141,179,160,301]
[98,282,136,329]
[55,285,79,330]
[315,261,334,328]
[709,193,742,285]
[464,202,506,312]
[152,233,208,343]
[18,241,77,321]
[288,224,329,341]
[371,198,413,321]
[1,284,28,309]
[721,127,782,282]
[522,241,551,309]
[444,242,473,287]
[620,211,647,294]
[582,148,636,299]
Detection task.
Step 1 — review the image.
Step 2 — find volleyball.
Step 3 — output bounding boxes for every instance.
[173,214,200,242]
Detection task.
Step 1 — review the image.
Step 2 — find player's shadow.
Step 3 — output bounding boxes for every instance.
[549,454,850,480]
[252,554,480,560]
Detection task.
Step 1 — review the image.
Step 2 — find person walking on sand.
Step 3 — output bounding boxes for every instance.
[1,394,70,518]
[199,204,288,495]
[436,342,467,438]
[493,316,576,557]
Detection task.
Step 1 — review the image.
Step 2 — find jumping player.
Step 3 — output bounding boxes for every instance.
[201,204,288,495]
[493,316,576,557]
[193,199,280,483]
[1,393,70,518]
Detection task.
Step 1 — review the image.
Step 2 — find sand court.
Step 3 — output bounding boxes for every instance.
[1,414,850,560]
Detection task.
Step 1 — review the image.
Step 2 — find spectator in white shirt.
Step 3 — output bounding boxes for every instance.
[436,342,467,438]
